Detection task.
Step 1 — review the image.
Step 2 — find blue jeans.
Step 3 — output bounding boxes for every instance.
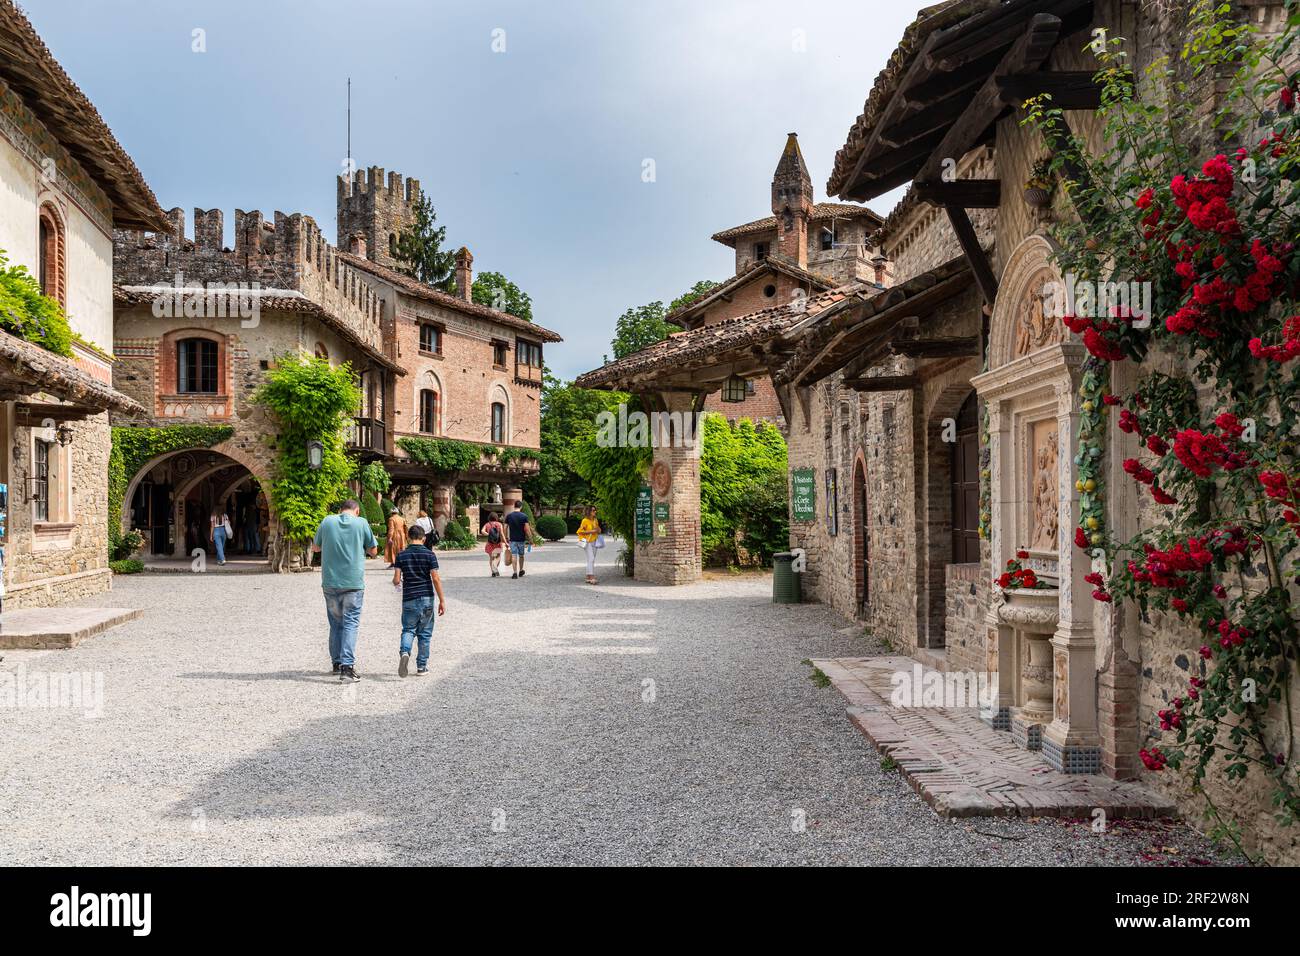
[400,596,436,669]
[212,526,227,563]
[324,587,365,667]
[243,521,260,553]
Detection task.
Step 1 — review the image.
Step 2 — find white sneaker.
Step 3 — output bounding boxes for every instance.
[399,652,410,678]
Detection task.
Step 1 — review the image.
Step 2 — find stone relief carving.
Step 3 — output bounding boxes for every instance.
[1030,422,1059,551]
[1054,648,1069,722]
[1013,266,1065,359]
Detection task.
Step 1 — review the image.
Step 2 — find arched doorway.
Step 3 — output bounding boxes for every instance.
[122,446,270,563]
[853,453,869,614]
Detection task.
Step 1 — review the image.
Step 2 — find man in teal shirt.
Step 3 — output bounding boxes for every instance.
[312,499,378,682]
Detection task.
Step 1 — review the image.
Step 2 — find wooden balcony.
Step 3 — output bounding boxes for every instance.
[347,416,386,456]
[514,362,544,388]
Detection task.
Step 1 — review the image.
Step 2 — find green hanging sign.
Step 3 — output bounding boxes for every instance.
[791,468,816,522]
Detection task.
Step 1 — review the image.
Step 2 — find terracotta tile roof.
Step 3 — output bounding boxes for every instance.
[711,202,883,246]
[113,286,406,375]
[338,252,563,343]
[0,0,168,231]
[576,285,865,390]
[0,327,143,414]
[826,0,994,198]
[665,253,839,327]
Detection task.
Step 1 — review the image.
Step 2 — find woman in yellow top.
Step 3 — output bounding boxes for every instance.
[576,505,605,584]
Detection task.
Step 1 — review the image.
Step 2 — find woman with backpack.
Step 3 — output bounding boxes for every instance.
[482,511,506,577]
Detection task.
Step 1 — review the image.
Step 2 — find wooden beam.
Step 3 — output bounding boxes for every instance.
[917,13,1062,185]
[945,205,998,307]
[913,179,1001,207]
[996,70,1101,109]
[877,91,972,149]
[844,375,918,393]
[890,336,982,358]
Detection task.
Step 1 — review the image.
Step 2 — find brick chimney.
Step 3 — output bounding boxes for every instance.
[349,233,367,258]
[455,246,474,301]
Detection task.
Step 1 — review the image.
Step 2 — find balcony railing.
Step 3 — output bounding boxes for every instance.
[347,416,386,455]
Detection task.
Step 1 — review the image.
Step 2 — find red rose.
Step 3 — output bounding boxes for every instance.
[1016,549,1029,559]
[1075,527,1089,550]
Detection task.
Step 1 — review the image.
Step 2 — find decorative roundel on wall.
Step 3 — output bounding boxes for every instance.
[174,454,195,476]
[651,460,672,498]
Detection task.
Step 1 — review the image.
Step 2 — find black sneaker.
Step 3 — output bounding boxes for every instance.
[414,667,429,676]
[399,652,410,678]
[339,666,360,683]
[332,662,341,674]
[512,571,518,579]
[519,569,526,577]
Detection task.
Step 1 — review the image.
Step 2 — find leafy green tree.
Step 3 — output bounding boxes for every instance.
[670,279,720,313]
[472,271,533,322]
[394,194,456,292]
[699,414,789,565]
[571,391,651,550]
[527,371,609,513]
[609,280,720,360]
[0,248,72,356]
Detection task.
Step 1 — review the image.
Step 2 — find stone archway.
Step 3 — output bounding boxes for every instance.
[852,451,869,614]
[971,233,1099,773]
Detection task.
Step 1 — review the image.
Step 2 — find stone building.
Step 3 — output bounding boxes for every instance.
[0,0,169,609]
[336,165,563,529]
[112,207,403,565]
[665,134,885,427]
[579,0,1300,861]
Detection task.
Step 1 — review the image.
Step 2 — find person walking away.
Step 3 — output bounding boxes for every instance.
[312,499,378,682]
[414,509,433,537]
[504,500,531,579]
[243,498,261,554]
[391,524,445,676]
[576,505,605,584]
[384,504,408,564]
[481,511,506,576]
[209,508,233,565]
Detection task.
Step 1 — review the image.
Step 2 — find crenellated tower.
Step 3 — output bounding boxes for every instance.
[336,165,421,270]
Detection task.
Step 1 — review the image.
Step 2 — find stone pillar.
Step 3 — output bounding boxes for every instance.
[981,397,1013,729]
[1042,376,1102,774]
[429,484,454,536]
[502,486,524,510]
[634,392,701,586]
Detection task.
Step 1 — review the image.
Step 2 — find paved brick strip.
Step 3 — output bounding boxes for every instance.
[811,656,1175,820]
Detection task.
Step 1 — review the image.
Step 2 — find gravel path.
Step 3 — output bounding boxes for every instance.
[0,541,1240,866]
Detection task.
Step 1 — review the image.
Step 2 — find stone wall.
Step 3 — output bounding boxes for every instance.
[336,166,420,271]
[943,562,985,676]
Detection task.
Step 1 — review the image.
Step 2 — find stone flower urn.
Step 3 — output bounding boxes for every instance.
[996,586,1060,725]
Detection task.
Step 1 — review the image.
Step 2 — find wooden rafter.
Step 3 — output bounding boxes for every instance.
[913,179,1001,207]
[944,205,998,307]
[844,375,918,393]
[996,70,1101,109]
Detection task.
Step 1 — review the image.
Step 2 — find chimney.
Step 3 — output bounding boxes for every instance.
[349,233,367,258]
[455,246,474,301]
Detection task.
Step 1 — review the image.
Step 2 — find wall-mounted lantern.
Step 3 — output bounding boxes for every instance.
[721,375,747,403]
[306,440,324,471]
[55,423,74,447]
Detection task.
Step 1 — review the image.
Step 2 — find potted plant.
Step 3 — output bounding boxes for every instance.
[994,549,1059,630]
[1023,158,1054,208]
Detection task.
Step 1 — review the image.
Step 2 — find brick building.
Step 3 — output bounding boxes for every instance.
[336,165,563,530]
[664,134,884,427]
[0,0,169,609]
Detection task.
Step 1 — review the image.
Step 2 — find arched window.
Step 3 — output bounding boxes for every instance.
[419,388,439,434]
[490,402,506,444]
[38,203,65,306]
[177,337,219,394]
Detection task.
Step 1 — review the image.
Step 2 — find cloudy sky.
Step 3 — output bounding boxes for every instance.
[29,0,920,379]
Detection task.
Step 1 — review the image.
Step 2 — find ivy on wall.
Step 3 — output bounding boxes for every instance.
[107,424,234,556]
[253,355,360,551]
[0,248,73,356]
[396,436,538,473]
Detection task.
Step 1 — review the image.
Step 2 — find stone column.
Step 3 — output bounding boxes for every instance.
[634,392,701,586]
[981,397,1013,729]
[429,484,454,536]
[502,485,523,510]
[1043,376,1102,774]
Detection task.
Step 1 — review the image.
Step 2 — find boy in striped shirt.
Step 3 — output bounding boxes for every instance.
[390,525,446,677]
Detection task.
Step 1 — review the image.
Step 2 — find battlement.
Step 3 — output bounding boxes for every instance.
[114,206,385,354]
[336,163,421,269]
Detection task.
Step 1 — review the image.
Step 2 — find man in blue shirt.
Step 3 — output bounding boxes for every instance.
[312,499,378,682]
[504,499,532,580]
[390,524,446,676]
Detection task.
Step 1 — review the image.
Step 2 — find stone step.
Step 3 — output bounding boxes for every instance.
[0,608,143,650]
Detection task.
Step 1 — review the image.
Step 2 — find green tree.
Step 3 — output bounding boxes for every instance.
[0,248,72,356]
[527,371,608,513]
[472,271,533,322]
[670,279,720,313]
[394,194,456,292]
[698,414,788,565]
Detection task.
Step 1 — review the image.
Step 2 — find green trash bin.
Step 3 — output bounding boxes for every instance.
[772,552,802,604]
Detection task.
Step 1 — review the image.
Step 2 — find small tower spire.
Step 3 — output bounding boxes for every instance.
[771,132,814,268]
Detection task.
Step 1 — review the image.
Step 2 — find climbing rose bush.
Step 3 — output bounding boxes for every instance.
[1025,2,1300,848]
